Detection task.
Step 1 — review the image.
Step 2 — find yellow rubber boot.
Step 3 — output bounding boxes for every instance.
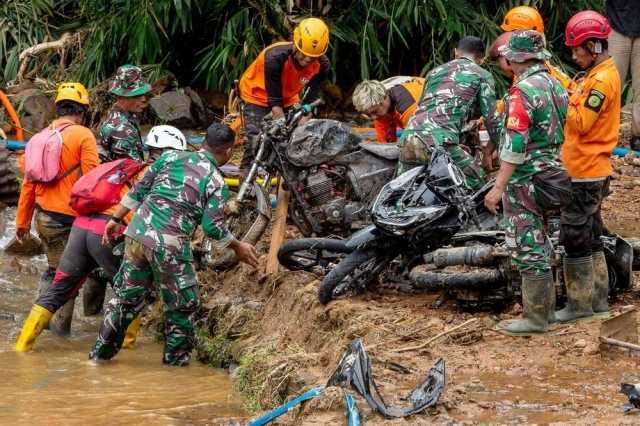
[15,305,53,352]
[122,315,142,349]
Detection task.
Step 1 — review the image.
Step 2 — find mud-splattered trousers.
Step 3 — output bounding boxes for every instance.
[90,237,200,366]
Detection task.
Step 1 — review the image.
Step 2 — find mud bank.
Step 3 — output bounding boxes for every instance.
[194,178,640,425]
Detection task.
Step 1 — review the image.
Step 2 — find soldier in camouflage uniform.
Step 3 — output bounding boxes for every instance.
[484,30,569,335]
[90,123,258,366]
[98,65,151,162]
[398,36,501,189]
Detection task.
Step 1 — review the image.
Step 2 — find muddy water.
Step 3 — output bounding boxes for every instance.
[0,209,245,425]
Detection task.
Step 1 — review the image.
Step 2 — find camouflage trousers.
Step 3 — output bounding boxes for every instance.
[397,134,486,189]
[90,237,200,366]
[502,181,552,276]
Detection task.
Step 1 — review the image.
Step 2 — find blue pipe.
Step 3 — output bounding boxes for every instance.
[613,147,640,157]
[247,386,325,426]
[1,140,26,151]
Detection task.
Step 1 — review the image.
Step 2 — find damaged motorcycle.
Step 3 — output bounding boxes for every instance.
[204,101,397,269]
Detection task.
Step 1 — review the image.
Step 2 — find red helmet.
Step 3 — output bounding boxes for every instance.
[565,11,611,47]
[490,32,513,59]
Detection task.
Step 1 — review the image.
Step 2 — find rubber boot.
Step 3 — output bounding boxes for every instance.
[15,305,53,352]
[548,280,557,324]
[499,272,552,335]
[555,256,594,322]
[122,315,142,349]
[83,273,107,316]
[592,251,609,313]
[49,297,75,336]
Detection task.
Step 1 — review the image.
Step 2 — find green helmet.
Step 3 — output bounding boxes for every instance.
[501,30,551,63]
[109,65,152,97]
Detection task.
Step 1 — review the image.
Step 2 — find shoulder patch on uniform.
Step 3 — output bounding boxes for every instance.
[584,88,606,113]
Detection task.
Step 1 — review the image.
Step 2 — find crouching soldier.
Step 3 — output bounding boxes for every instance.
[484,31,569,335]
[15,126,186,352]
[90,123,258,366]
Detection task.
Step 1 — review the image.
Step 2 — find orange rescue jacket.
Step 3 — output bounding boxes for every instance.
[16,118,99,229]
[561,58,621,179]
[374,77,425,143]
[239,42,330,108]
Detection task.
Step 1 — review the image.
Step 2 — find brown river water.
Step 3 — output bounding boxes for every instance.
[0,209,244,426]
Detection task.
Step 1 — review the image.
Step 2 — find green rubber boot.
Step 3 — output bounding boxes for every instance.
[555,256,594,322]
[500,272,552,335]
[592,251,609,314]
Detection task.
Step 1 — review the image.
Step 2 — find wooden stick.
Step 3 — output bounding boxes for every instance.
[17,33,75,81]
[265,181,290,275]
[394,318,479,353]
[600,336,640,352]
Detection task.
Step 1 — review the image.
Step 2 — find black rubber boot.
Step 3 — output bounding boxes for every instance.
[592,251,609,313]
[500,272,552,335]
[49,297,75,336]
[83,272,108,316]
[556,256,594,322]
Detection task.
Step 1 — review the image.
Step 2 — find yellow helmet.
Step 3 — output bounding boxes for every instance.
[55,82,90,106]
[501,6,545,33]
[293,17,330,57]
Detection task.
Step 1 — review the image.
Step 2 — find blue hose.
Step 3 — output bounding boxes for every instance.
[247,386,325,426]
[345,393,361,426]
[613,147,640,157]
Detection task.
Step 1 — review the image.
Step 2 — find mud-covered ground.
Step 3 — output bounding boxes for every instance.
[196,128,640,425]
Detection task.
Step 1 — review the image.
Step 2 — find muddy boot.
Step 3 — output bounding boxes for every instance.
[122,315,142,349]
[83,272,107,316]
[499,272,551,335]
[49,297,75,336]
[592,251,609,313]
[555,256,594,322]
[548,280,557,324]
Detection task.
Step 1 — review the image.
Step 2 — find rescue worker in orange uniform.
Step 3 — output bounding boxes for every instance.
[352,77,425,143]
[500,6,575,92]
[15,83,99,335]
[238,17,331,169]
[557,11,620,323]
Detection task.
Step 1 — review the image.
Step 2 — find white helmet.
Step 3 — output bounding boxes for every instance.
[145,125,187,150]
[352,80,387,113]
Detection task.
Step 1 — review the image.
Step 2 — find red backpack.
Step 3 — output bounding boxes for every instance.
[70,158,146,214]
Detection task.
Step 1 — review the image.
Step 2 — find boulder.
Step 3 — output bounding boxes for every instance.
[12,88,55,136]
[149,91,195,127]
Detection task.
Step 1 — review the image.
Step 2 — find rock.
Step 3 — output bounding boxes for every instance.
[573,339,587,349]
[4,234,44,256]
[11,88,55,135]
[583,343,600,355]
[149,91,195,127]
[184,87,214,127]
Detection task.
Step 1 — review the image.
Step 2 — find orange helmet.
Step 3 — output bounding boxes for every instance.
[501,6,545,33]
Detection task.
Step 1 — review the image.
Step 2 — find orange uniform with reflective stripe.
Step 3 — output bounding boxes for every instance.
[239,42,328,108]
[561,58,621,179]
[374,77,425,143]
[16,118,99,230]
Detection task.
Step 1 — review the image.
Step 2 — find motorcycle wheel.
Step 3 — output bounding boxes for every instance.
[318,249,390,304]
[278,238,352,273]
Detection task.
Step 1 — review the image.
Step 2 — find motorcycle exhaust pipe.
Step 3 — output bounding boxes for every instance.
[410,268,506,290]
[423,245,508,268]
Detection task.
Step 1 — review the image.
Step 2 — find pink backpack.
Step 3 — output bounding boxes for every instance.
[24,123,76,183]
[70,158,146,214]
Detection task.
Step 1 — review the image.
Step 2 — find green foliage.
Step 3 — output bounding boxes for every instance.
[1,0,605,94]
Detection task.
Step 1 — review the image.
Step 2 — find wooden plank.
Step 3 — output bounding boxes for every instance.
[265,182,290,275]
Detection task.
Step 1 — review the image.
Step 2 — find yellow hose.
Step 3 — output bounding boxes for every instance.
[224,176,278,187]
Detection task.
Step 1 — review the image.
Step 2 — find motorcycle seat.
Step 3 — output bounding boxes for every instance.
[359,142,399,161]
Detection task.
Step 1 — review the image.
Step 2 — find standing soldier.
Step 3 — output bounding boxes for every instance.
[90,123,258,366]
[99,65,151,162]
[398,36,501,190]
[238,17,331,170]
[352,77,425,143]
[484,31,569,335]
[557,11,619,321]
[500,5,575,91]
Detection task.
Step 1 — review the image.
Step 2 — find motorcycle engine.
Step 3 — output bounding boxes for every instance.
[304,168,350,226]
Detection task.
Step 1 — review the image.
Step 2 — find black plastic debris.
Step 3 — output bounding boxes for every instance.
[621,383,640,413]
[327,339,445,418]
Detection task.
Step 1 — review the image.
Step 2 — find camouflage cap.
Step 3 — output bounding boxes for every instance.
[109,64,152,97]
[500,30,552,63]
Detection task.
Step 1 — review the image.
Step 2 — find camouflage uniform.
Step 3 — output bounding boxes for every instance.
[90,149,233,365]
[398,57,501,189]
[98,65,151,162]
[500,33,569,276]
[98,106,144,162]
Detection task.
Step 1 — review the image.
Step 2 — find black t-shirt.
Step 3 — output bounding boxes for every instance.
[607,0,640,37]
